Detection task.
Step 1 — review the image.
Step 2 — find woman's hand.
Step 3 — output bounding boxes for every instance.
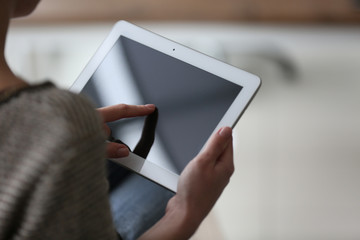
[97,104,156,158]
[139,126,234,240]
[171,126,234,224]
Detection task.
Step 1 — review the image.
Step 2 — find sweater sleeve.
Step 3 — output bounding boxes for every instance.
[0,86,119,240]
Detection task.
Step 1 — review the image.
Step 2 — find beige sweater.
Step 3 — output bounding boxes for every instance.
[0,83,118,240]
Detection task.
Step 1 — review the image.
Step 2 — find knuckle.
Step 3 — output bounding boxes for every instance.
[224,164,235,177]
[194,156,207,168]
[118,104,129,114]
[118,103,128,110]
[223,176,230,186]
[199,151,211,161]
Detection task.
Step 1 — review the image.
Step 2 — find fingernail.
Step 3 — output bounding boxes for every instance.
[117,147,129,156]
[219,127,232,138]
[145,104,155,109]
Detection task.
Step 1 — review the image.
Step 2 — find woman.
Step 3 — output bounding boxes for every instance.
[0,0,234,239]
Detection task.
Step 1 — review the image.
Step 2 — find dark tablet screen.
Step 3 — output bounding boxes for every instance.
[82,36,242,174]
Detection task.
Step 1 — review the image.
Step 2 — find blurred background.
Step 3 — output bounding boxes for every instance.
[6,0,360,239]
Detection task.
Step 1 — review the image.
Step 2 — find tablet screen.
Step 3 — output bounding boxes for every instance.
[81,36,242,174]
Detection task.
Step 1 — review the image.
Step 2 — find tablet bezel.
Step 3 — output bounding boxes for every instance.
[70,20,261,192]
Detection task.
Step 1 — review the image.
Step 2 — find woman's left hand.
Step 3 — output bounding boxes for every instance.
[97,104,156,158]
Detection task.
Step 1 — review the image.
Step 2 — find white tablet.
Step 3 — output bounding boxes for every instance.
[70,21,261,192]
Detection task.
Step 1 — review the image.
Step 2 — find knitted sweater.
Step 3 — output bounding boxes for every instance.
[0,83,118,240]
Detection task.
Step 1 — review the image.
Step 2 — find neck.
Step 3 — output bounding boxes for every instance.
[0,2,27,91]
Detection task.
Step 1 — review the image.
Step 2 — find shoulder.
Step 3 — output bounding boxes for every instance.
[35,84,103,134]
[27,83,99,123]
[0,84,117,239]
[1,82,96,115]
[0,82,107,178]
[40,84,105,143]
[0,82,105,148]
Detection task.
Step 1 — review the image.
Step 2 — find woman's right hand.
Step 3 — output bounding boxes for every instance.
[97,103,156,158]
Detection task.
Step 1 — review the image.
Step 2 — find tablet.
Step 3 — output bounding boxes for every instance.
[70,21,261,192]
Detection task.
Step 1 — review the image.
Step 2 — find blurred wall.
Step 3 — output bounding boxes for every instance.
[15,0,360,24]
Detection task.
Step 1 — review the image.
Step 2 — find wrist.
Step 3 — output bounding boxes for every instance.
[139,196,201,240]
[164,196,202,239]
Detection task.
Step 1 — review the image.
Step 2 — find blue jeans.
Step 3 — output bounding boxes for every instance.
[109,173,174,240]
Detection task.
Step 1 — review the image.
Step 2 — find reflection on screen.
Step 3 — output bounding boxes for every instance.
[82,36,242,174]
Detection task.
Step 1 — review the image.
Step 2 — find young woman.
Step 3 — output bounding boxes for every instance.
[0,1,234,239]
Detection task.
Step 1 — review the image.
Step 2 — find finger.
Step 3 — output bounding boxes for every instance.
[98,104,155,123]
[106,142,130,158]
[103,124,111,137]
[202,127,233,161]
[216,136,234,177]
